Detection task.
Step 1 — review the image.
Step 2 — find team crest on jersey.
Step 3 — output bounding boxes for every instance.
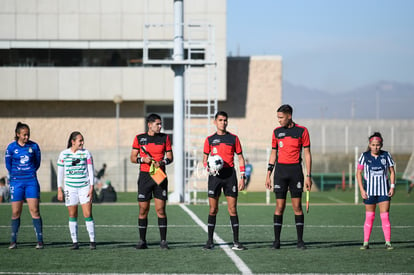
[28,147,33,153]
[212,147,218,154]
[381,158,387,165]
[279,141,284,148]
[14,149,19,154]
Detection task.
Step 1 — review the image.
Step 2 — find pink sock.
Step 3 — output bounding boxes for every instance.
[380,212,391,242]
[364,211,375,243]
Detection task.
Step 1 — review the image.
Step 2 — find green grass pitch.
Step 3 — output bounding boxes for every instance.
[1,191,414,274]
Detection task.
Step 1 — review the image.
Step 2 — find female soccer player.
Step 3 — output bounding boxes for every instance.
[357,132,395,250]
[57,131,96,250]
[5,122,44,249]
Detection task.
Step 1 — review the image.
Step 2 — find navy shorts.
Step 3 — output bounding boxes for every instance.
[10,179,40,202]
[364,195,390,205]
[137,171,168,202]
[273,163,304,199]
[208,167,238,198]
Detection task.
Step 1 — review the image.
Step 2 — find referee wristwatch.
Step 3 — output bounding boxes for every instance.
[240,175,247,180]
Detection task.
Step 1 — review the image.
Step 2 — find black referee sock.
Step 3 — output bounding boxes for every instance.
[295,214,304,242]
[207,215,216,241]
[158,217,167,241]
[138,218,148,241]
[230,215,240,243]
[274,215,283,242]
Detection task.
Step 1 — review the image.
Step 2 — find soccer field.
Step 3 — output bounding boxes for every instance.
[1,194,414,274]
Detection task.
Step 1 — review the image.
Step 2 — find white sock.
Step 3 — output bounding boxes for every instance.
[85,220,95,242]
[69,221,78,243]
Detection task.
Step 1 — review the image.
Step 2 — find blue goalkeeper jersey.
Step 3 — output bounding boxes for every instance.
[5,140,41,182]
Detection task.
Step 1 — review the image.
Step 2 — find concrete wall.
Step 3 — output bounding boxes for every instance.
[0,0,227,101]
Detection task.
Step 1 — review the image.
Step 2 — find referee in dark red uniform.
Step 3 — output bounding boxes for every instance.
[265,104,312,249]
[130,113,173,249]
[203,111,247,250]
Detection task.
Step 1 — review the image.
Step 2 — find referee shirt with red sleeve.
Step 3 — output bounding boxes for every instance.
[132,133,172,172]
[203,132,243,168]
[272,123,310,164]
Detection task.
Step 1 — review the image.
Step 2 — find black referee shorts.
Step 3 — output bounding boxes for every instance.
[208,167,238,198]
[137,171,168,202]
[273,163,304,199]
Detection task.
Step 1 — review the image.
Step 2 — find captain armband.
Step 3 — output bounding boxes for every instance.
[162,158,172,165]
[267,163,275,172]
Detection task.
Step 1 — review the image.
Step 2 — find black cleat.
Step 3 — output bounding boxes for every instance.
[271,240,280,250]
[90,242,96,250]
[70,242,79,250]
[297,240,307,250]
[203,240,214,250]
[160,240,169,250]
[135,240,148,249]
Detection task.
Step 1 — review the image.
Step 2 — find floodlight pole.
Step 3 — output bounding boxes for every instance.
[169,0,185,203]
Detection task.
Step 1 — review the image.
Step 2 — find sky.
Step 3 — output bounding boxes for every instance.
[227,0,414,93]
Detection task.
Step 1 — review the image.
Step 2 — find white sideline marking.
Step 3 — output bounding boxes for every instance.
[179,204,253,275]
[327,196,346,203]
[1,274,412,275]
[1,224,413,229]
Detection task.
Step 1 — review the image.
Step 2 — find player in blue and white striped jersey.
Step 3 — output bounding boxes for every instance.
[5,122,44,249]
[57,131,96,250]
[357,132,395,250]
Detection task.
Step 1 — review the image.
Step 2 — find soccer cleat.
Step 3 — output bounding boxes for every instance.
[160,240,169,250]
[90,242,96,250]
[135,240,148,249]
[35,242,44,249]
[271,240,280,250]
[70,242,79,250]
[297,240,307,250]
[203,240,214,250]
[385,242,394,250]
[360,242,369,250]
[8,242,17,249]
[232,242,247,251]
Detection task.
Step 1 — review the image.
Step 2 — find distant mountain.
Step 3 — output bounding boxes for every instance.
[282,81,414,119]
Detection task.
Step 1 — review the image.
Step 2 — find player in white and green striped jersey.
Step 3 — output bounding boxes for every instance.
[57,131,96,250]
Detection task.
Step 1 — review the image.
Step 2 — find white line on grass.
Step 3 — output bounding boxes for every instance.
[327,196,346,203]
[179,204,253,275]
[1,224,413,229]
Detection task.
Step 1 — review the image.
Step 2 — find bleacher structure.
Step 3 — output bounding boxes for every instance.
[143,22,217,203]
